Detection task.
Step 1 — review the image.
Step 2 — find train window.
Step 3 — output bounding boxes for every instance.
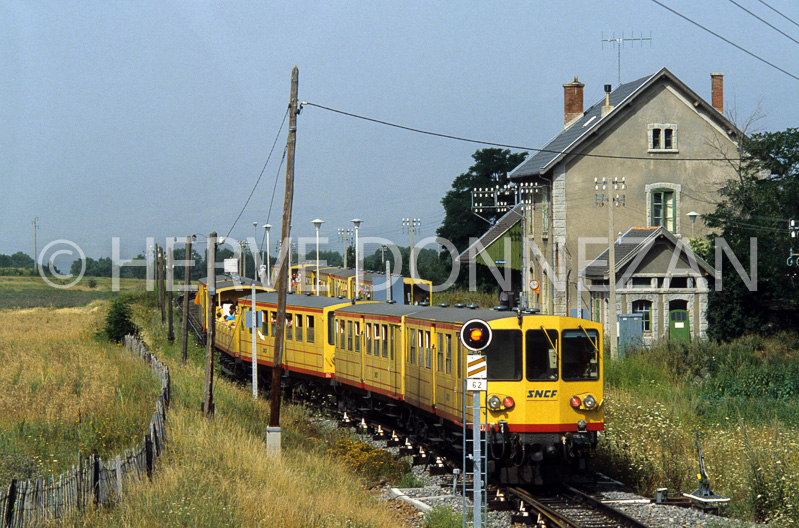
[390,326,396,360]
[295,314,303,342]
[381,325,388,358]
[484,330,522,381]
[525,329,559,381]
[328,314,336,346]
[457,341,462,379]
[419,331,425,367]
[409,328,416,364]
[307,315,315,343]
[366,324,372,355]
[354,322,361,353]
[271,312,277,336]
[347,321,353,351]
[561,329,600,381]
[338,319,345,349]
[286,314,293,340]
[262,312,269,337]
[445,334,452,374]
[437,334,444,371]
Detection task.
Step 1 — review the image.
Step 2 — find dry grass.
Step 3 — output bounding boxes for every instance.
[41,298,410,528]
[0,301,159,480]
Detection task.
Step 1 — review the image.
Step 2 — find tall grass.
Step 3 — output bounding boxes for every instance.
[0,301,160,482]
[45,295,410,527]
[597,334,799,524]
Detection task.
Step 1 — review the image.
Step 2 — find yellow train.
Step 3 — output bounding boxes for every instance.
[282,264,433,305]
[196,276,603,483]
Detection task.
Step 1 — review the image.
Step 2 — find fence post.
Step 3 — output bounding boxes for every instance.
[145,433,154,480]
[4,479,16,528]
[91,455,100,506]
[115,455,123,498]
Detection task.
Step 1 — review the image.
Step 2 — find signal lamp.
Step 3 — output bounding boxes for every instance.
[502,396,515,410]
[570,396,582,409]
[583,394,597,410]
[461,319,493,351]
[488,395,502,411]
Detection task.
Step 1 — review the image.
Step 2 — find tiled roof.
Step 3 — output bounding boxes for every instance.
[509,72,655,179]
[581,227,660,278]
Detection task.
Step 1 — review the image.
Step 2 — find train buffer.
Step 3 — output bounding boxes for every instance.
[682,431,730,512]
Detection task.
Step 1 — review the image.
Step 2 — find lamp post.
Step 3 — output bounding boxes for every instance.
[264,224,272,287]
[312,219,324,296]
[351,218,362,300]
[687,211,700,239]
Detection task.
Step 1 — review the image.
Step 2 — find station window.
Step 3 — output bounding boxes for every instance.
[649,124,677,152]
[651,189,675,231]
[632,300,652,332]
[307,315,315,343]
[525,329,559,381]
[561,329,600,381]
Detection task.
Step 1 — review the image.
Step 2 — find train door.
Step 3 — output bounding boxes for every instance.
[388,324,402,397]
[419,327,434,409]
[363,321,389,394]
[404,325,422,408]
[434,330,458,422]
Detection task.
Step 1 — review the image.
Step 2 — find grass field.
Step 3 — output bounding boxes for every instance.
[0,276,144,309]
[0,278,416,527]
[0,300,160,483]
[596,337,799,525]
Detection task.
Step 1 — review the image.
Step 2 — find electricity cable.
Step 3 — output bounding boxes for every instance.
[649,0,799,82]
[225,106,290,240]
[302,102,746,162]
[725,0,799,47]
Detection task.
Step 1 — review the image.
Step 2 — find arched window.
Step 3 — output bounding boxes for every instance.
[632,299,652,332]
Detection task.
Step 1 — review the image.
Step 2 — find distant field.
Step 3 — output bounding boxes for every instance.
[0,276,145,309]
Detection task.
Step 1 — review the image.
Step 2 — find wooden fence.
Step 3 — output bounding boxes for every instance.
[0,336,170,526]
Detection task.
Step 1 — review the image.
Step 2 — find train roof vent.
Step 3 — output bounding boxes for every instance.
[467,304,479,310]
[305,292,312,296]
[387,300,397,304]
[438,303,450,308]
[337,295,344,299]
[419,301,430,307]
[454,303,466,309]
[493,305,509,311]
[523,308,541,314]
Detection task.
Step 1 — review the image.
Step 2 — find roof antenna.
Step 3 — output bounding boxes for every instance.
[601,31,653,84]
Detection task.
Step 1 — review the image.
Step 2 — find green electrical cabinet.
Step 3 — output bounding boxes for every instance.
[669,309,691,343]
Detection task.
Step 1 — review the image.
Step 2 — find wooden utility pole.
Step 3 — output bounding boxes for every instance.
[158,246,166,324]
[167,245,175,343]
[203,232,217,418]
[181,236,192,364]
[269,66,299,431]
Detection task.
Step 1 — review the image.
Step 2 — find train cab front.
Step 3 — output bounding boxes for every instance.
[481,320,603,484]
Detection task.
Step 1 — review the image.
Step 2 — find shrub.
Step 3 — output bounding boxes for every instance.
[423,505,461,528]
[104,296,136,342]
[326,437,410,485]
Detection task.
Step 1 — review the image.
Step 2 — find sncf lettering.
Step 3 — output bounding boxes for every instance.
[526,389,558,399]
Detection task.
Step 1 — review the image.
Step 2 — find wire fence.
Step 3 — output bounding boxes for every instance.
[0,335,170,527]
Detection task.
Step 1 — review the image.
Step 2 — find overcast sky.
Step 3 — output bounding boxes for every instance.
[2,0,797,268]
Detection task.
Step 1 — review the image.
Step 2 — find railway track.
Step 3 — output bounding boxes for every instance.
[506,485,650,528]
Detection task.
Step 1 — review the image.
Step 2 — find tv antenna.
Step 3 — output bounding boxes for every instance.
[602,31,653,85]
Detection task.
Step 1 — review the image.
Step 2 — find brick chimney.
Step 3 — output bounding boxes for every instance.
[563,76,585,127]
[711,73,723,114]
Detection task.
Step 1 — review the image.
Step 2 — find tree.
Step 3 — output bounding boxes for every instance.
[704,128,799,340]
[437,148,528,253]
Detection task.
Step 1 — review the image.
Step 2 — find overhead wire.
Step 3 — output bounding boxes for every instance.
[757,0,799,30]
[725,0,799,46]
[302,102,750,162]
[225,106,290,240]
[648,0,799,82]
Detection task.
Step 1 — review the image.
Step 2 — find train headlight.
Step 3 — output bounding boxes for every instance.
[583,394,597,410]
[577,420,587,431]
[502,396,515,410]
[570,396,582,409]
[488,395,502,411]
